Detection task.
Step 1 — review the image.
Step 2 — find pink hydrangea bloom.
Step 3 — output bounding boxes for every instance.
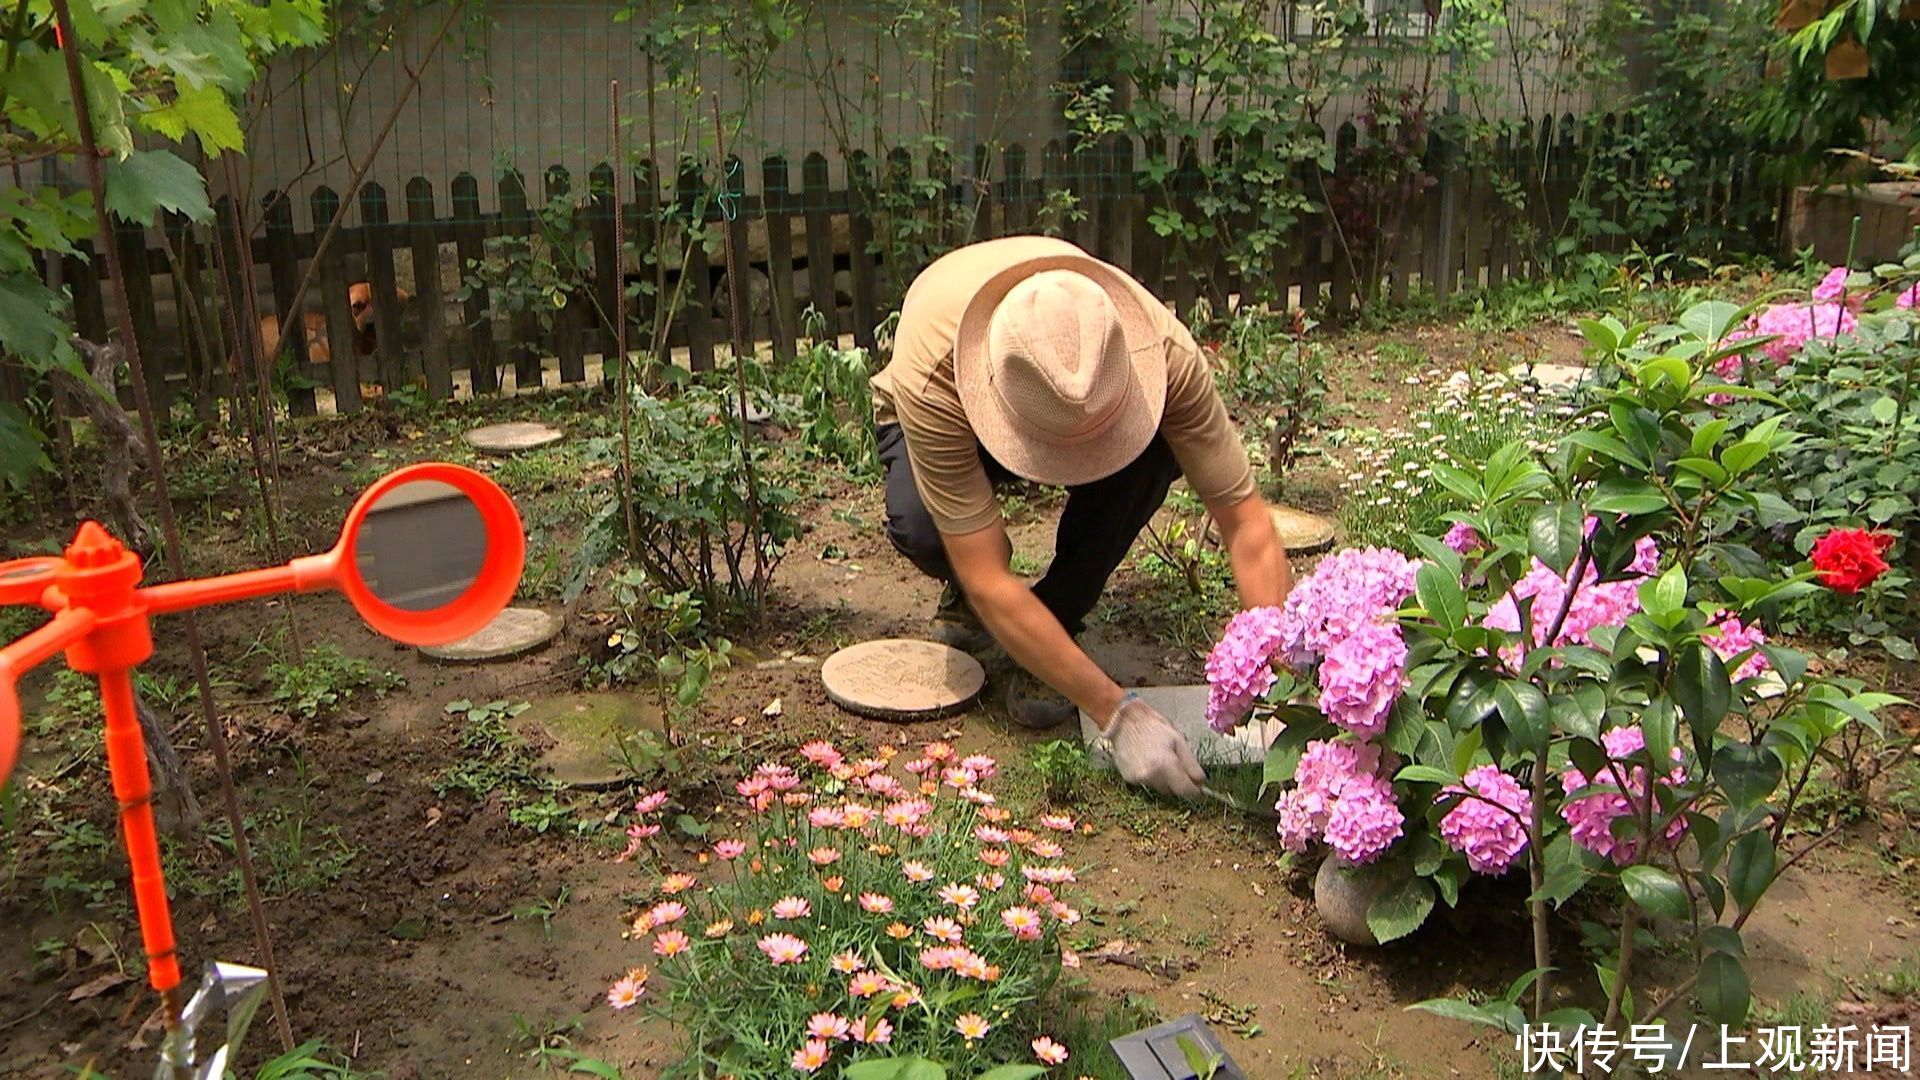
[1484,531,1658,656]
[1897,283,1919,310]
[1276,547,1422,666]
[1704,612,1771,681]
[1274,739,1391,857]
[1322,774,1404,864]
[1721,301,1858,369]
[1204,605,1287,732]
[1315,621,1407,738]
[1443,521,1482,554]
[1811,266,1849,303]
[1438,766,1532,874]
[1559,725,1691,866]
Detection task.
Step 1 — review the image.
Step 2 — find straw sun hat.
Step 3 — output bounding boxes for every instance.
[954,253,1168,487]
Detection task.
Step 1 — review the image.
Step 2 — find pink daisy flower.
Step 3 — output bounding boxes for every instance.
[1033,1036,1070,1065]
[652,930,691,957]
[757,933,808,964]
[771,896,812,920]
[791,1038,831,1073]
[806,1012,852,1042]
[713,839,746,860]
[858,892,895,914]
[938,882,981,910]
[633,790,670,814]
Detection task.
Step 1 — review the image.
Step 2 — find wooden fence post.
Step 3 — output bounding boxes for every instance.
[763,155,799,363]
[498,170,543,391]
[587,162,621,362]
[545,166,587,384]
[847,150,880,349]
[969,143,996,244]
[405,177,454,399]
[721,155,757,349]
[633,157,661,362]
[261,192,315,416]
[310,187,362,413]
[1098,133,1134,274]
[999,143,1029,237]
[450,173,498,395]
[801,152,838,341]
[114,218,167,410]
[359,182,407,392]
[675,158,717,372]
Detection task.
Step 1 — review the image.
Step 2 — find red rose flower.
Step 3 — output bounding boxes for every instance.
[1809,527,1895,594]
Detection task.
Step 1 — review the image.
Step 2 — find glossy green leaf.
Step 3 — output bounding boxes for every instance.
[1493,680,1551,750]
[1697,952,1751,1026]
[1415,562,1467,633]
[1679,300,1743,343]
[1621,865,1689,921]
[1366,875,1436,944]
[1728,830,1775,913]
[1712,742,1783,811]
[1673,644,1731,732]
[1529,501,1586,576]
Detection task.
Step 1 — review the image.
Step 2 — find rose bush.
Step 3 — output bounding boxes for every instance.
[609,742,1084,1079]
[1207,331,1899,1039]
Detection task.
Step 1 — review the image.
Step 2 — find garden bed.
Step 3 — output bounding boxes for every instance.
[2,309,1916,1079]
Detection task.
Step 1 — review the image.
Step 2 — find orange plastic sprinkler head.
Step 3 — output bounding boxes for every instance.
[0,462,524,1075]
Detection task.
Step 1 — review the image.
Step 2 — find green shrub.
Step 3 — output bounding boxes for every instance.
[588,382,803,619]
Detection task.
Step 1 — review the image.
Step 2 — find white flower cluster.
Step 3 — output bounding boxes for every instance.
[1337,369,1567,545]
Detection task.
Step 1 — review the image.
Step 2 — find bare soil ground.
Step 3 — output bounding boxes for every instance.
[3,316,1916,1079]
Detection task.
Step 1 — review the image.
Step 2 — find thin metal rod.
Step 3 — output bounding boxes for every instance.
[206,178,304,659]
[46,0,295,1052]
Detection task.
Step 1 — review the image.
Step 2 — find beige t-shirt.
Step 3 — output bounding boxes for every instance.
[871,236,1255,536]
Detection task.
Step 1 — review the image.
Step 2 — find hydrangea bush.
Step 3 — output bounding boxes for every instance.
[610,742,1083,1079]
[1207,337,1899,1040]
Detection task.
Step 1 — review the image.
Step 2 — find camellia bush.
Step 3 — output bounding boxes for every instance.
[609,742,1083,1079]
[1206,328,1899,1037]
[1670,259,1920,656]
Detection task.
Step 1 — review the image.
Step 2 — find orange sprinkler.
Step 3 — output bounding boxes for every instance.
[0,463,525,1075]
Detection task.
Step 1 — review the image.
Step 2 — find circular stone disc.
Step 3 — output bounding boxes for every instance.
[420,607,561,662]
[1269,505,1337,554]
[821,639,986,721]
[512,693,664,787]
[463,421,564,455]
[1513,362,1590,391]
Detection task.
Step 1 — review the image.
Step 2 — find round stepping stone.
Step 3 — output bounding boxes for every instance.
[821,639,986,721]
[1512,362,1591,391]
[1208,505,1336,554]
[511,693,664,787]
[420,607,560,662]
[464,421,564,455]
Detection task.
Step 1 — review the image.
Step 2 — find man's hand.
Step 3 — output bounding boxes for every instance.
[1105,693,1206,799]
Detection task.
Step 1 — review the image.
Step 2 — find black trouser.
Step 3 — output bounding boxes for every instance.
[878,423,1180,634]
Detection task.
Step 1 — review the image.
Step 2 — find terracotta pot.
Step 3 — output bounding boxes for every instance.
[1313,856,1397,946]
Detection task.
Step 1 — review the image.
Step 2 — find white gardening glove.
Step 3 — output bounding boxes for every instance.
[1102,692,1206,800]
